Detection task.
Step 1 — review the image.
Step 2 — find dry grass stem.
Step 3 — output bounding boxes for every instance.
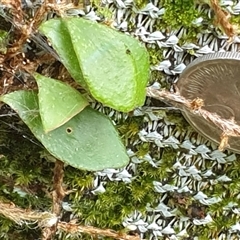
[210,0,236,39]
[42,160,66,239]
[0,201,139,240]
[0,202,57,226]
[147,87,240,150]
[52,160,65,216]
[58,221,140,240]
[219,133,230,151]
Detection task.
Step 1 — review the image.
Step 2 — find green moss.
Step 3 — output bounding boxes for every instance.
[231,15,240,25]
[90,0,113,20]
[136,142,150,158]
[198,237,211,240]
[2,1,240,239]
[208,215,238,235]
[65,166,95,191]
[117,116,144,144]
[148,46,164,66]
[158,0,210,45]
[0,29,8,54]
[157,148,178,180]
[127,20,137,32]
[166,111,193,138]
[70,157,178,230]
[0,116,54,238]
[0,217,41,240]
[178,26,202,45]
[72,181,133,229]
[203,156,240,200]
[189,210,239,239]
[149,70,164,85]
[134,0,148,10]
[162,0,199,29]
[0,118,53,206]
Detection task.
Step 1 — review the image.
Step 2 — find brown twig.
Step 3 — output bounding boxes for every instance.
[147,87,240,151]
[52,160,65,215]
[42,160,66,240]
[0,201,139,240]
[209,0,236,39]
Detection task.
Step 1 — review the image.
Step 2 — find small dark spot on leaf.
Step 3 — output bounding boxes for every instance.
[66,127,73,134]
[126,49,131,55]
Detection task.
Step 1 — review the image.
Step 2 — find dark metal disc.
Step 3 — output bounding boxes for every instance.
[177,52,240,153]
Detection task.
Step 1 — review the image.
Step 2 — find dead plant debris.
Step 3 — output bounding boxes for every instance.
[0,201,140,240]
[210,0,237,39]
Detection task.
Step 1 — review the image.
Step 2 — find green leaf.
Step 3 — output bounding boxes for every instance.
[37,19,86,87]
[39,18,150,112]
[34,73,88,132]
[0,91,129,171]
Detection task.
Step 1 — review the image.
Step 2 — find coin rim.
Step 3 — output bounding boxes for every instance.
[177,52,240,153]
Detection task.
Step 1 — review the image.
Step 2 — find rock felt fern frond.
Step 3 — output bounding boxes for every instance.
[0,90,129,171]
[39,17,150,112]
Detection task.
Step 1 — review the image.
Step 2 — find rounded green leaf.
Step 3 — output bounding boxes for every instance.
[34,73,88,132]
[39,18,150,112]
[37,19,86,87]
[0,91,129,171]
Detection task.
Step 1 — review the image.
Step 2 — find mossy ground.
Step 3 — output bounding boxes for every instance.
[0,105,179,238]
[1,0,240,239]
[2,104,240,239]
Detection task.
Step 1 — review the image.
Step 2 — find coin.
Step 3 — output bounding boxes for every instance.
[177,52,240,153]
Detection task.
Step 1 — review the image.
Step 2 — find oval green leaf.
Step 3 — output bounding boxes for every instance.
[39,18,150,112]
[37,19,86,87]
[34,73,89,132]
[0,90,129,171]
